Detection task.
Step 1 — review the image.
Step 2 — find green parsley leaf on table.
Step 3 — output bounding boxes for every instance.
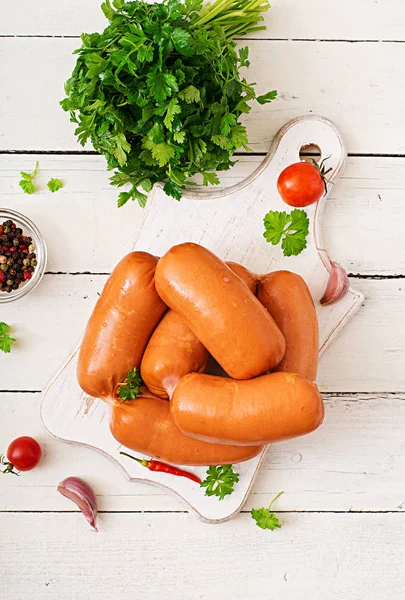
[263,209,310,257]
[0,322,16,354]
[19,161,39,195]
[200,465,239,500]
[117,367,143,402]
[47,178,63,193]
[251,491,284,531]
[256,90,278,105]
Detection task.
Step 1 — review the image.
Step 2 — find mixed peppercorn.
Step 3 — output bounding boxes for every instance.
[0,219,37,293]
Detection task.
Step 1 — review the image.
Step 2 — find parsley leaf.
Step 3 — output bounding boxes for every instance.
[164,179,182,200]
[172,28,194,57]
[117,367,143,401]
[202,171,220,186]
[163,99,182,131]
[251,492,284,531]
[238,46,250,68]
[200,465,239,500]
[178,85,200,104]
[47,178,63,193]
[256,90,278,105]
[146,72,178,104]
[263,209,310,257]
[19,161,39,195]
[0,322,16,354]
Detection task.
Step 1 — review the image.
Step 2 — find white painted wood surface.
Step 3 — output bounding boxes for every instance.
[1,0,405,597]
[3,392,405,512]
[3,0,405,40]
[2,512,405,600]
[2,38,405,154]
[0,154,404,275]
[2,277,404,392]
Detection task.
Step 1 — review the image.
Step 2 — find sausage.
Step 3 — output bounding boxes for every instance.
[141,262,257,398]
[155,243,285,379]
[226,261,257,294]
[109,390,263,466]
[141,310,209,398]
[171,372,324,446]
[257,271,319,380]
[77,252,166,399]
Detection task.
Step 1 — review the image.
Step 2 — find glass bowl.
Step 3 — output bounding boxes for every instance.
[0,209,47,303]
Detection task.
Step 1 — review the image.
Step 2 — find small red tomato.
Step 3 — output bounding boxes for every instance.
[2,436,42,473]
[277,159,331,208]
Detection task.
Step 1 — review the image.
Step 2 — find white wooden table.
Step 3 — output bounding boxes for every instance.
[1,2,405,599]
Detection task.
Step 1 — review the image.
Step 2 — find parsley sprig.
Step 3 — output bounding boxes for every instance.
[47,178,63,193]
[117,367,143,401]
[61,0,276,207]
[251,491,284,530]
[0,322,16,354]
[263,209,310,257]
[19,161,39,195]
[200,464,239,500]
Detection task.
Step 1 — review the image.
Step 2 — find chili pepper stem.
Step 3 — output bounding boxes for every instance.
[119,452,201,484]
[119,451,150,468]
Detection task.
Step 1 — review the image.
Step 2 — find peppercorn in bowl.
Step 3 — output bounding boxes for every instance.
[0,209,47,303]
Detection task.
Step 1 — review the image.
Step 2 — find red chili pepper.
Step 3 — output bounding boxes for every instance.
[120,452,201,484]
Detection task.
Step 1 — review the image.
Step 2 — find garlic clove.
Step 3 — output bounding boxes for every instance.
[320,260,350,306]
[57,476,98,531]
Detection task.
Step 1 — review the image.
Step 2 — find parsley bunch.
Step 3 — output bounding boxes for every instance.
[61,0,276,207]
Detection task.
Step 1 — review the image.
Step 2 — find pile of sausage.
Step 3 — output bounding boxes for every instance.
[77,243,324,466]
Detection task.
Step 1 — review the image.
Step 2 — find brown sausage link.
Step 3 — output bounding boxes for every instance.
[110,391,263,466]
[77,252,166,399]
[257,271,319,380]
[171,372,324,446]
[141,261,258,398]
[155,243,285,379]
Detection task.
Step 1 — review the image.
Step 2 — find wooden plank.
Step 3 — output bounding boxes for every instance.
[0,278,403,392]
[1,392,404,512]
[1,154,403,276]
[2,512,405,600]
[1,38,405,154]
[2,0,405,41]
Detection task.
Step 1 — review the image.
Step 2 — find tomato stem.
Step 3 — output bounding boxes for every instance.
[309,155,334,195]
[0,454,19,476]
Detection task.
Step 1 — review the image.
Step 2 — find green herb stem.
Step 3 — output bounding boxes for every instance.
[192,0,270,38]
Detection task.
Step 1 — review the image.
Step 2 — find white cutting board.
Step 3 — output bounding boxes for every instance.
[41,115,364,523]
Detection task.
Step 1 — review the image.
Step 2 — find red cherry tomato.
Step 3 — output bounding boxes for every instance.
[4,436,42,472]
[277,161,326,207]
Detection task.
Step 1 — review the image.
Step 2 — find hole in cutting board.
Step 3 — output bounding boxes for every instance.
[299,143,322,163]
